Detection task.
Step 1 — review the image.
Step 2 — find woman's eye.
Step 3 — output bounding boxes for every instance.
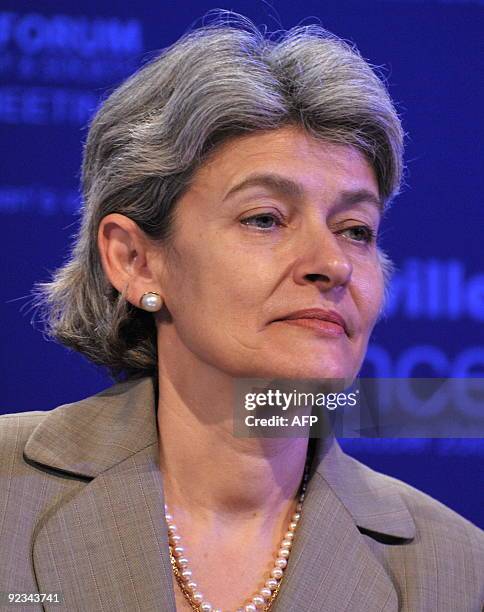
[338,225,376,244]
[239,212,284,231]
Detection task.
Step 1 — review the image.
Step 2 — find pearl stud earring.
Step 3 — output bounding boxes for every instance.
[139,292,163,312]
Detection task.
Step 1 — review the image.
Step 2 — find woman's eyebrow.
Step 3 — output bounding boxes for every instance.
[222,172,383,213]
[335,188,383,214]
[222,173,304,202]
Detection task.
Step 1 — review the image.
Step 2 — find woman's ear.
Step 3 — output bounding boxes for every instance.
[97,213,163,308]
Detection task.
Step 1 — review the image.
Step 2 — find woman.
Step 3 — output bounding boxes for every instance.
[1,13,482,612]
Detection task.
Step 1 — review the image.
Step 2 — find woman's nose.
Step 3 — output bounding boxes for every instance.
[292,225,353,291]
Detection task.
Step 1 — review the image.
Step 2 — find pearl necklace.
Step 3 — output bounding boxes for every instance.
[165,446,312,612]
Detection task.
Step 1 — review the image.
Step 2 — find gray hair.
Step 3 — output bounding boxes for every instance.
[32,11,405,382]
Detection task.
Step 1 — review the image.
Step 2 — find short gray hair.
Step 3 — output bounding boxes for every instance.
[32,11,405,382]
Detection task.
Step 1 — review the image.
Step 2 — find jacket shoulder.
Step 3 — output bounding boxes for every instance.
[0,409,49,421]
[354,453,484,545]
[0,410,49,468]
[342,449,482,537]
[359,460,484,579]
[0,379,137,472]
[0,410,60,493]
[345,456,484,609]
[384,469,483,542]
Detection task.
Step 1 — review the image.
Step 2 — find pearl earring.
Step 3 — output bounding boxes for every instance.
[139,292,163,312]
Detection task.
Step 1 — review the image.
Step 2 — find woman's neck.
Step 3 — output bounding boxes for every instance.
[155,361,312,528]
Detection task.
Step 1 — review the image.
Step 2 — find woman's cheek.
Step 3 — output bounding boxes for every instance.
[355,263,384,327]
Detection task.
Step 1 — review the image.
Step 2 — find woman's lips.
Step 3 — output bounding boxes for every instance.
[275,317,346,337]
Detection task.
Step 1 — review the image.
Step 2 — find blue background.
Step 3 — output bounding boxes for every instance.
[1,1,483,527]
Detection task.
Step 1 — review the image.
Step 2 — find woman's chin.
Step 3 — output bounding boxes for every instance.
[240,358,357,384]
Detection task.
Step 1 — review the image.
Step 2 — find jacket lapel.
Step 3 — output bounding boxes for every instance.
[272,435,415,611]
[25,377,177,611]
[25,377,415,612]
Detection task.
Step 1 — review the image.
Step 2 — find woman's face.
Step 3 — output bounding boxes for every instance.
[156,125,384,382]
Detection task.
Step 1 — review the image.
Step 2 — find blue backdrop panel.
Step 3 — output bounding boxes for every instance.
[1,0,483,527]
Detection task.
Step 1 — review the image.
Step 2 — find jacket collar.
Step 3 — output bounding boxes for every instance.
[24,376,159,479]
[24,375,415,541]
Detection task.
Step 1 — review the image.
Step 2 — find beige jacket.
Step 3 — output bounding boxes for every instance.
[0,376,483,611]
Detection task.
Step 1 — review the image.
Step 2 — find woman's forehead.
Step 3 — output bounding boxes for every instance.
[188,126,380,203]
